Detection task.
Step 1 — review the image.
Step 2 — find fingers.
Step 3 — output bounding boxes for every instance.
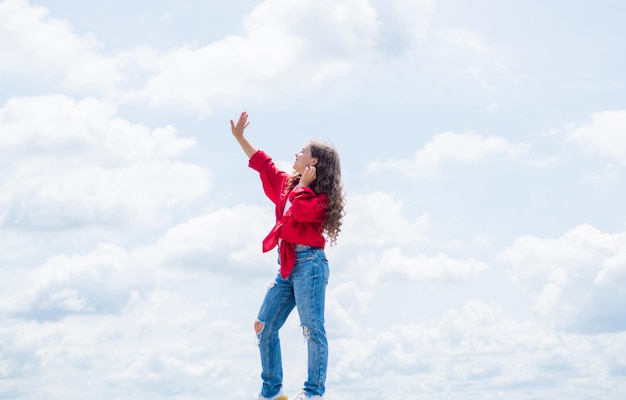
[304,166,316,178]
[238,112,249,127]
[231,112,249,136]
[300,166,316,187]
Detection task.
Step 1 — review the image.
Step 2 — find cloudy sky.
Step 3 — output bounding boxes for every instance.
[2,0,626,398]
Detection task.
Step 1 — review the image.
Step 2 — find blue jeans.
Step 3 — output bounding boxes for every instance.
[255,246,329,398]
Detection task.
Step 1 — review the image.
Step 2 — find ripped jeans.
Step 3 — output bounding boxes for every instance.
[255,246,329,398]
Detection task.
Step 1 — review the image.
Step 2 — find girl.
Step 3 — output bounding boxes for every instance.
[230,111,345,400]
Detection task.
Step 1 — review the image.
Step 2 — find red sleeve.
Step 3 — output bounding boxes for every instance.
[248,150,289,206]
[288,187,327,223]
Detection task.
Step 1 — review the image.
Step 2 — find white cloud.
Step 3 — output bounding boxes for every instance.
[136,204,275,274]
[244,0,379,58]
[373,248,488,282]
[0,0,119,94]
[343,247,487,287]
[500,224,626,333]
[431,25,534,95]
[2,1,626,398]
[335,191,488,285]
[436,27,490,55]
[4,161,208,229]
[2,294,625,399]
[126,0,380,113]
[16,243,146,319]
[0,0,96,71]
[0,0,441,113]
[366,131,531,179]
[0,95,194,160]
[340,191,431,246]
[0,95,208,230]
[371,0,436,52]
[0,290,260,399]
[330,300,626,399]
[326,281,373,338]
[567,109,626,165]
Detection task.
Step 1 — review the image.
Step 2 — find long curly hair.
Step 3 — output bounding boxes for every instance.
[284,140,346,246]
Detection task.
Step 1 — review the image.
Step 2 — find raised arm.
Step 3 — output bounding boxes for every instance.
[230,111,257,159]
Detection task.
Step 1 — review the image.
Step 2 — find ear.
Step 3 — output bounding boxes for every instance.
[310,158,318,166]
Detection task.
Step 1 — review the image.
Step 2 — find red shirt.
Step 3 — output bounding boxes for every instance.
[249,150,327,278]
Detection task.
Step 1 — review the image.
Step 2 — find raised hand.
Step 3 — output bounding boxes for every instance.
[230,111,256,158]
[230,111,250,140]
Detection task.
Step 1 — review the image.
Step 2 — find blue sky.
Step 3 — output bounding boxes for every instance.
[1,0,626,398]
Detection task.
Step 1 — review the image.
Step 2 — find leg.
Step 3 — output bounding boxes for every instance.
[256,273,296,398]
[291,248,330,397]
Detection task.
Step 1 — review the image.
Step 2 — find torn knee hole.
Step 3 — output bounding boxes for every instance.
[302,325,311,340]
[254,320,265,334]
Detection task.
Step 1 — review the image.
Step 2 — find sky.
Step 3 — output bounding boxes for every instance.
[1,0,626,398]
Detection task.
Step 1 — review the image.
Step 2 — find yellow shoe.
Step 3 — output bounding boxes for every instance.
[254,389,289,400]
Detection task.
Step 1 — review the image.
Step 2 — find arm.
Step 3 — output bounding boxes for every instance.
[249,150,289,206]
[230,111,256,159]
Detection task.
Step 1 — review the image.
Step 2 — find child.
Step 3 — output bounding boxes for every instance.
[230,111,345,400]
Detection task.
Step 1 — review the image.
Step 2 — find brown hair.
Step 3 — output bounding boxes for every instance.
[284,140,345,245]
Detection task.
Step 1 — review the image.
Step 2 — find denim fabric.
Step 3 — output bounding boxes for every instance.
[256,246,330,398]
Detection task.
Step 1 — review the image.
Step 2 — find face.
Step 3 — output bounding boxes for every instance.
[293,144,318,174]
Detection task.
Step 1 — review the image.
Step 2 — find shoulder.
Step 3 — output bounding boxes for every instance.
[248,149,271,166]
